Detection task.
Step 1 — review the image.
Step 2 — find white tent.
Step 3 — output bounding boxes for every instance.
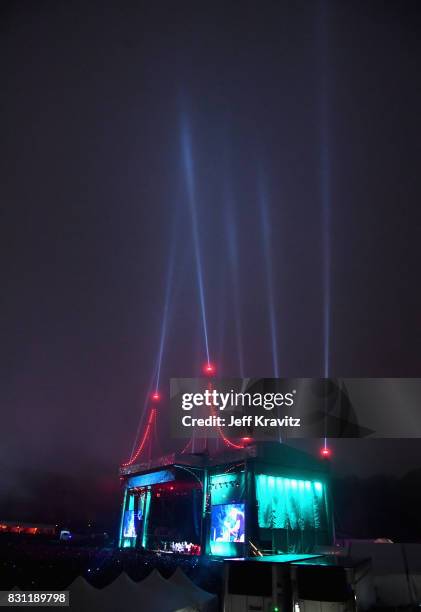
[137,569,199,612]
[96,572,141,612]
[169,567,218,612]
[67,568,215,612]
[68,576,100,612]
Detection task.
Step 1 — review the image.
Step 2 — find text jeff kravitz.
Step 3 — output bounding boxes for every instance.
[181,414,301,427]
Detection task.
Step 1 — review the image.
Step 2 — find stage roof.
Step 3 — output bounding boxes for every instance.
[120,442,328,479]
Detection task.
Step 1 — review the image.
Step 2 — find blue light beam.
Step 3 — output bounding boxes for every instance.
[319,0,331,382]
[180,116,211,364]
[225,188,245,377]
[319,0,332,449]
[154,222,177,392]
[129,220,177,460]
[258,176,280,378]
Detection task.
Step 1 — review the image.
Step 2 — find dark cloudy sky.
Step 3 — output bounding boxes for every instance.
[1,0,421,503]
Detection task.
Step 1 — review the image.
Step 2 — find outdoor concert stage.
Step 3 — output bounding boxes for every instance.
[118,442,334,558]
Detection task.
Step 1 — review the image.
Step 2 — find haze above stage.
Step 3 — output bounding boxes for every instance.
[118,442,334,558]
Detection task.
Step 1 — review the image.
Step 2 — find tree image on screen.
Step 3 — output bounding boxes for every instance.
[211,504,245,542]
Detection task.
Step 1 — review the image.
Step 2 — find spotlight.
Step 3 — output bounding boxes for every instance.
[320,446,331,458]
[151,391,161,402]
[203,362,216,376]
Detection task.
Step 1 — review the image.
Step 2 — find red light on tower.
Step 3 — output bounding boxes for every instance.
[320,446,331,459]
[241,436,253,445]
[203,362,216,376]
[151,391,161,402]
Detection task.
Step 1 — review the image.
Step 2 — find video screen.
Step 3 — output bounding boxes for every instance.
[211,503,245,543]
[123,510,136,538]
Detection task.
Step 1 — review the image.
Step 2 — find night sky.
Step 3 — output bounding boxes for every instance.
[1,0,421,523]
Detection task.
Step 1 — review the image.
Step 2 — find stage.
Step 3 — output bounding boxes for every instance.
[118,442,334,558]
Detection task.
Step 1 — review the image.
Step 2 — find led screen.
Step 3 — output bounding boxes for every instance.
[255,475,326,530]
[211,503,245,543]
[123,510,136,538]
[123,506,144,539]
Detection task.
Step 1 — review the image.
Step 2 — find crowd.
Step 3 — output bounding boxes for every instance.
[0,538,223,595]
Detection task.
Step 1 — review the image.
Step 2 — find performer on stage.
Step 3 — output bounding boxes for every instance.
[223,506,245,542]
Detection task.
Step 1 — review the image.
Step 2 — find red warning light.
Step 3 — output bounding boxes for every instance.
[151,391,161,402]
[203,362,216,376]
[320,446,331,458]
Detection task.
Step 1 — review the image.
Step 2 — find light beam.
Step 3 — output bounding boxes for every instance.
[154,219,177,394]
[225,187,245,377]
[258,175,280,378]
[180,115,211,364]
[319,0,332,453]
